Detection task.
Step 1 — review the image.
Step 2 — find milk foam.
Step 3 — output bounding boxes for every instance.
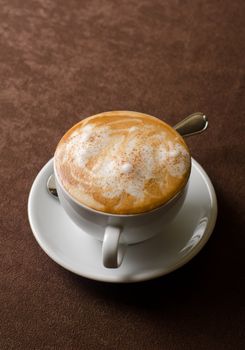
[55,112,191,214]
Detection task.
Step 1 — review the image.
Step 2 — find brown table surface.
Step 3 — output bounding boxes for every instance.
[1,0,245,349]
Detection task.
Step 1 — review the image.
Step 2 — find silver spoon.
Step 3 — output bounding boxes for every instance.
[174,112,208,137]
[47,174,58,198]
[47,112,208,198]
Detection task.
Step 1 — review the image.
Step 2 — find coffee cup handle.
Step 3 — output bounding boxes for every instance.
[102,226,125,268]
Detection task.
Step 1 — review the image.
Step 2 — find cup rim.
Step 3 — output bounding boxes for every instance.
[53,110,191,217]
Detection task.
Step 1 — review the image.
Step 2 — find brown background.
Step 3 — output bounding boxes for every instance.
[0,0,245,349]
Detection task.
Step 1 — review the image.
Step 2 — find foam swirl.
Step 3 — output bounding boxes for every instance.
[54,111,191,214]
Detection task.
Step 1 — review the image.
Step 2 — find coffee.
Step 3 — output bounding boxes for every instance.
[54,111,191,214]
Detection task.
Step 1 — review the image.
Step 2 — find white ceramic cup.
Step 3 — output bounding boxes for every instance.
[54,163,189,268]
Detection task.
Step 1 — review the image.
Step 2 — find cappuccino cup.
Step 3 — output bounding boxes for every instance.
[54,111,191,268]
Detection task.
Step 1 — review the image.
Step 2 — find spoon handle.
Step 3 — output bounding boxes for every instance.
[174,112,208,137]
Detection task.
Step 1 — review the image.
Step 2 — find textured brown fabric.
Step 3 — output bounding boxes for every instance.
[0,0,244,349]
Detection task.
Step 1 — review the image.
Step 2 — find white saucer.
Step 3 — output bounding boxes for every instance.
[28,158,217,283]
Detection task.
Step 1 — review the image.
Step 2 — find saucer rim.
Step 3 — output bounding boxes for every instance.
[28,158,217,283]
